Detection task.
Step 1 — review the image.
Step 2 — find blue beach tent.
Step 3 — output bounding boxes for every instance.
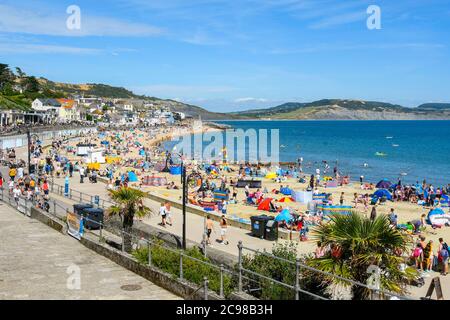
[125,171,139,182]
[373,189,392,201]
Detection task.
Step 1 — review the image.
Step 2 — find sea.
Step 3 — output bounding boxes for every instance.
[164,120,450,187]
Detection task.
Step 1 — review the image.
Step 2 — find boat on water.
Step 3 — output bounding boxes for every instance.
[392,144,400,147]
[386,136,393,139]
[375,152,388,157]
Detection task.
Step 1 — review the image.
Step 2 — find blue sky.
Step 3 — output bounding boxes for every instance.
[0,0,449,112]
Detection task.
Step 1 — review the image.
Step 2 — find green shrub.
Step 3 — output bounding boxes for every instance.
[133,242,234,297]
[242,242,331,300]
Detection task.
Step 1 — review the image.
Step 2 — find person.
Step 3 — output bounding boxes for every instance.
[221,199,228,214]
[205,215,214,245]
[9,166,16,182]
[12,185,21,205]
[219,215,229,245]
[0,173,3,190]
[412,243,423,271]
[165,202,173,226]
[423,240,434,272]
[79,166,85,184]
[69,162,74,177]
[438,238,449,276]
[42,180,49,196]
[339,192,344,205]
[388,208,398,228]
[159,202,167,227]
[410,214,427,234]
[370,206,377,221]
[17,166,24,180]
[315,241,325,258]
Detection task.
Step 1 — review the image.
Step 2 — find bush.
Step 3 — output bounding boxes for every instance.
[242,242,331,300]
[133,241,234,297]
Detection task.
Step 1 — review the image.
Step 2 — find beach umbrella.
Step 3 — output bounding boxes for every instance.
[278,197,295,203]
[376,179,392,189]
[373,189,392,200]
[275,209,293,223]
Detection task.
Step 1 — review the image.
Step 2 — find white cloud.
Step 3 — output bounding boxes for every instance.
[234,97,268,103]
[0,4,164,37]
[308,11,366,29]
[0,43,102,55]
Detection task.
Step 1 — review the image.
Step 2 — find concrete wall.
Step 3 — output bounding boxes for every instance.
[30,207,66,234]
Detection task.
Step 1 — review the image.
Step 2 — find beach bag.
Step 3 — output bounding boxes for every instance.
[440,245,449,259]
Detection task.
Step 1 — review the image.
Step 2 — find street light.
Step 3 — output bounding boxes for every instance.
[171,150,201,250]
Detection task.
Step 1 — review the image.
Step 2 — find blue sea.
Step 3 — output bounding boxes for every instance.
[165,120,450,187]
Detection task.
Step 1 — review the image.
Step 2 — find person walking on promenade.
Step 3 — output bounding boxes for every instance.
[205,215,214,245]
[219,215,229,245]
[79,166,85,184]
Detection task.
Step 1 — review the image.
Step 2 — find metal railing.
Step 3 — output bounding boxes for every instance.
[49,180,114,208]
[239,243,414,301]
[0,187,415,301]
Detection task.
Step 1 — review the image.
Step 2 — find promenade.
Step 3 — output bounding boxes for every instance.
[0,202,180,300]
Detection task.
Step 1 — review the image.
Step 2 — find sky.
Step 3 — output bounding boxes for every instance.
[0,0,449,112]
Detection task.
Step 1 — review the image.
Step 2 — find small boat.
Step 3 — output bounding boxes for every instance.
[386,136,393,139]
[400,172,408,176]
[392,144,399,147]
[375,152,388,157]
[280,145,286,148]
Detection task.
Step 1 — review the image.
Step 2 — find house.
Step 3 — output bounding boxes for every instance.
[56,99,80,122]
[32,98,61,112]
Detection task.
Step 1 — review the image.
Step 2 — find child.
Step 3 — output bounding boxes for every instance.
[412,244,423,271]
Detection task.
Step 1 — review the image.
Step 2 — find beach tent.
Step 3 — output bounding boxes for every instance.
[127,171,139,182]
[376,179,392,189]
[441,195,450,207]
[170,166,182,175]
[278,197,294,203]
[280,187,292,195]
[427,208,450,226]
[275,209,293,223]
[265,172,277,179]
[293,191,313,204]
[373,189,392,201]
[257,198,273,211]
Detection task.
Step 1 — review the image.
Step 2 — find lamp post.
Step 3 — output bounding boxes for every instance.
[172,149,201,251]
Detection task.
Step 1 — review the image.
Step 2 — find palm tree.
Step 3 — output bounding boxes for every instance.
[308,212,418,300]
[107,187,152,252]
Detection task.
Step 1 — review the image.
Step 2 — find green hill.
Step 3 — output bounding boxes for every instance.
[230,99,450,120]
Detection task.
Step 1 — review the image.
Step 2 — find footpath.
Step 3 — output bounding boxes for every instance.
[0,201,180,300]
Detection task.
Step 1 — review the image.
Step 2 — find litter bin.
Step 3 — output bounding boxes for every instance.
[265,220,279,241]
[81,207,104,230]
[250,215,273,239]
[73,203,93,216]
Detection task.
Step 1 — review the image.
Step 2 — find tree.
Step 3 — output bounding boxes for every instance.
[308,212,418,300]
[107,187,152,252]
[23,76,40,93]
[15,67,26,78]
[0,64,14,91]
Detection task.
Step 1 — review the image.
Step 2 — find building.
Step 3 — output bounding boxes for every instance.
[56,99,80,122]
[31,98,61,112]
